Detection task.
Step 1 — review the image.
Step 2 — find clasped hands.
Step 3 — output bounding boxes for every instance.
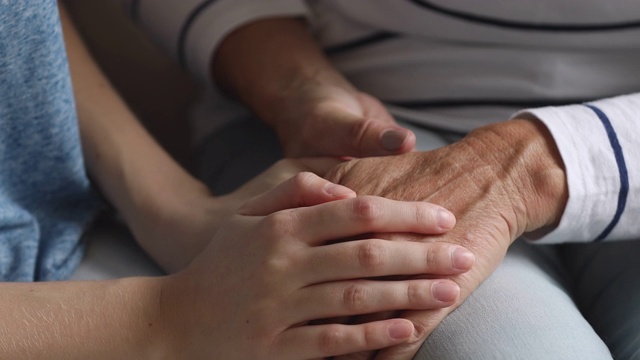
[207,17,568,357]
[155,167,476,359]
[259,88,567,359]
[151,88,566,359]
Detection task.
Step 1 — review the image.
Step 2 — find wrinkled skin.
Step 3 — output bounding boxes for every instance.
[327,119,568,359]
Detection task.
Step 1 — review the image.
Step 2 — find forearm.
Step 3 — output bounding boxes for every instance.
[60,3,214,271]
[0,277,164,359]
[213,18,354,125]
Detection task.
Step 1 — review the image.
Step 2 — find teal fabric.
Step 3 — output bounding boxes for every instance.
[0,1,102,281]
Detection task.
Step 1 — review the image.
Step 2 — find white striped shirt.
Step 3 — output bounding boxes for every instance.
[121,0,640,244]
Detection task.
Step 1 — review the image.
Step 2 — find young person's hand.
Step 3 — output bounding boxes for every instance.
[126,158,341,272]
[159,173,474,359]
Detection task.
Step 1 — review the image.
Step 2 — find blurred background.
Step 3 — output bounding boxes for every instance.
[66,0,200,170]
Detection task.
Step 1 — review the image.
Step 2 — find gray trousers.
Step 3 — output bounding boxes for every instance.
[198,118,640,360]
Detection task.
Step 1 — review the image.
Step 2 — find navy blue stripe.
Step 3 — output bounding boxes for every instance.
[129,0,141,21]
[177,0,219,69]
[409,0,640,32]
[325,32,398,55]
[584,104,629,242]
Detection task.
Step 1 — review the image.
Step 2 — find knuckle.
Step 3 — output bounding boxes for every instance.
[362,323,380,348]
[290,172,317,205]
[425,242,452,270]
[425,245,438,269]
[413,202,432,227]
[407,282,426,306]
[348,119,374,150]
[308,101,331,120]
[264,253,294,278]
[357,241,386,270]
[291,171,316,190]
[317,325,344,354]
[351,196,381,224]
[342,282,368,311]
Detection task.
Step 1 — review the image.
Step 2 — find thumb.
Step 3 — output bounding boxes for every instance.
[283,91,415,158]
[239,172,356,216]
[348,120,416,157]
[309,109,416,158]
[334,93,416,157]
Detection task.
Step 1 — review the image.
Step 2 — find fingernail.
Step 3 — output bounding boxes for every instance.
[388,322,412,340]
[324,183,354,198]
[452,248,475,270]
[380,129,407,151]
[432,281,459,303]
[437,209,455,229]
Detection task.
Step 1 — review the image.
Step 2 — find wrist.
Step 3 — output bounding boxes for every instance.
[213,18,354,128]
[128,191,233,273]
[155,272,207,359]
[251,63,356,131]
[113,277,174,359]
[146,276,189,359]
[465,119,568,234]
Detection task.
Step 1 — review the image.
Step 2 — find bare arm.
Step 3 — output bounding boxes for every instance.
[61,3,225,272]
[0,5,192,358]
[0,275,162,359]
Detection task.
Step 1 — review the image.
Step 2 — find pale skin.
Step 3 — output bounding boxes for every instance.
[214,17,569,359]
[164,176,474,359]
[0,4,477,359]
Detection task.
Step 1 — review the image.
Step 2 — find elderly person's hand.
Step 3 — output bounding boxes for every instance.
[328,119,568,359]
[266,83,415,158]
[214,18,415,158]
